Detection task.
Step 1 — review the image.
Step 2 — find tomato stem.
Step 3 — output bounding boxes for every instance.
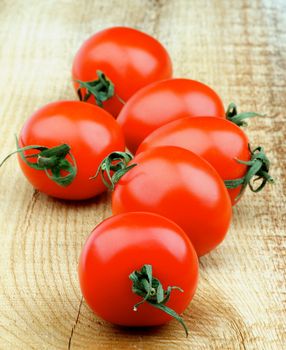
[75,70,125,107]
[129,264,188,337]
[0,136,77,187]
[90,151,136,190]
[226,102,264,126]
[224,145,274,200]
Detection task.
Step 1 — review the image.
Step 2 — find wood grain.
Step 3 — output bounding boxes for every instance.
[0,0,285,349]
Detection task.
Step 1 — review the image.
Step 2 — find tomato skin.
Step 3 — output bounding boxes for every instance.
[112,146,232,257]
[72,27,173,117]
[117,78,225,153]
[137,117,250,205]
[79,212,198,326]
[18,101,125,200]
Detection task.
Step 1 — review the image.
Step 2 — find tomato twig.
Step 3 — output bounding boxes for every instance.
[90,151,136,190]
[0,136,77,187]
[129,264,188,337]
[75,70,125,107]
[226,102,265,126]
[224,145,274,201]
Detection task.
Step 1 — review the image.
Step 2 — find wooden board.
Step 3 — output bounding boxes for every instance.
[0,0,285,349]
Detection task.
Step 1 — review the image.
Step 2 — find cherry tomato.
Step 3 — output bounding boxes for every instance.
[108,146,232,256]
[72,27,172,117]
[17,101,125,200]
[79,212,198,332]
[117,78,225,153]
[137,117,250,205]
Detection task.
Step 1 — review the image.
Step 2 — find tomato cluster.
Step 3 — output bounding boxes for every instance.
[1,27,273,336]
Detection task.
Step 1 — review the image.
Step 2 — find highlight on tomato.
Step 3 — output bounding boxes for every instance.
[0,101,125,200]
[79,212,199,336]
[137,117,274,205]
[72,27,173,118]
[94,146,232,257]
[116,78,262,154]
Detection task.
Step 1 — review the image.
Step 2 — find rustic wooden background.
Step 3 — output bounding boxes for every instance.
[0,0,285,349]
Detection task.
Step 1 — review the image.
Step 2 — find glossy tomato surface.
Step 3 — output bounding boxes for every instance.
[79,212,198,326]
[112,146,232,256]
[72,27,172,117]
[137,117,251,205]
[18,101,125,200]
[117,78,225,153]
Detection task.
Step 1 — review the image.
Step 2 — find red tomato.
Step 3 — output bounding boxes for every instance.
[72,27,172,117]
[17,101,125,200]
[117,78,225,153]
[109,147,232,256]
[79,212,198,332]
[137,117,250,205]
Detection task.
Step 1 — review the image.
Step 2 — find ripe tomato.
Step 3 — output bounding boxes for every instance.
[79,212,198,333]
[72,27,172,117]
[100,146,232,256]
[137,117,248,205]
[16,101,125,200]
[137,117,273,205]
[117,78,225,153]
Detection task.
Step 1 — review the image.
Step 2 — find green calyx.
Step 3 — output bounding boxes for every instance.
[91,151,136,190]
[0,136,77,187]
[224,145,274,200]
[75,70,125,107]
[129,264,188,337]
[226,102,264,126]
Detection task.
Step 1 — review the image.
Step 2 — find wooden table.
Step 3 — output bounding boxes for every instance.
[0,1,285,349]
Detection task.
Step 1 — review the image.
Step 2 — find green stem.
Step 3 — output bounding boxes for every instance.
[0,136,77,187]
[75,70,125,107]
[90,151,136,190]
[129,264,188,337]
[224,145,274,200]
[226,102,264,126]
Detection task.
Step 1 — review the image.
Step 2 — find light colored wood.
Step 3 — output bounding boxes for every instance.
[0,0,285,349]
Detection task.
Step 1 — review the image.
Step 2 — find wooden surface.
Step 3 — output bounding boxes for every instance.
[0,1,285,349]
